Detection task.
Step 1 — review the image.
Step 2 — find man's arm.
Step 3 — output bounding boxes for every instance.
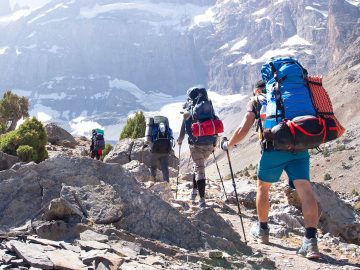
[227,111,256,148]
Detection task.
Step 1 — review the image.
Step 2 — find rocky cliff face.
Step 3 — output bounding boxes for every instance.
[195,0,360,93]
[0,0,358,130]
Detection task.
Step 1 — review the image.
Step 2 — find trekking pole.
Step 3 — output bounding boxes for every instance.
[225,148,247,244]
[212,152,228,201]
[175,144,181,199]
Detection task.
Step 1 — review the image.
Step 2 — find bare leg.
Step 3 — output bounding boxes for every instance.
[256,180,272,222]
[293,180,319,228]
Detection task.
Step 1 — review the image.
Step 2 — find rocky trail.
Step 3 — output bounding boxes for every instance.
[0,126,359,269]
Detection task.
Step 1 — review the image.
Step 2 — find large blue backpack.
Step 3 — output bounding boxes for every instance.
[261,57,316,129]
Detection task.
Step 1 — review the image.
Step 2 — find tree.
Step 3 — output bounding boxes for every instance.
[120,111,146,140]
[0,90,29,133]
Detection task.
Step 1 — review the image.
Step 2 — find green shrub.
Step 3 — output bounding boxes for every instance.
[16,145,36,162]
[0,117,48,163]
[101,144,113,160]
[352,189,359,196]
[324,173,332,181]
[120,111,146,140]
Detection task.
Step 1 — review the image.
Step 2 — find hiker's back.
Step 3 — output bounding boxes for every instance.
[92,129,105,151]
[184,86,222,145]
[150,116,173,154]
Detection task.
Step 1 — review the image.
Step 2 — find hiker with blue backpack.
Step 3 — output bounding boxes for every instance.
[90,128,105,160]
[177,86,223,208]
[145,116,174,182]
[220,57,344,259]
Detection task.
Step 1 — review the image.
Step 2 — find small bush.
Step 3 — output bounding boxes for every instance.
[324,173,332,181]
[16,145,36,162]
[0,117,48,163]
[352,189,359,197]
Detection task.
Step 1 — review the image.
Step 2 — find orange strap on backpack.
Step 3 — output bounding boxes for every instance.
[307,75,345,138]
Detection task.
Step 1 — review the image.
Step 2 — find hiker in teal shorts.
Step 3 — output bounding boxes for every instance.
[220,79,321,259]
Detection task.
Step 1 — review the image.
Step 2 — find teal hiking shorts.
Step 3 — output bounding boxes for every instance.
[257,150,310,185]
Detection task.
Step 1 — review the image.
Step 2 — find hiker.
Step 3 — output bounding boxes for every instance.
[177,86,223,208]
[146,116,174,182]
[220,62,322,259]
[90,129,105,160]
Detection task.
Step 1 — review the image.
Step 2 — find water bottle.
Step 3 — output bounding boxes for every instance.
[259,102,267,121]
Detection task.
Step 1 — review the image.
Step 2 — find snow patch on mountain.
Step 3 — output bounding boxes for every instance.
[305,6,328,18]
[281,35,312,47]
[192,7,214,28]
[28,1,73,24]
[80,1,210,32]
[0,47,9,55]
[252,8,266,16]
[345,0,360,7]
[231,47,297,66]
[0,8,32,24]
[109,79,145,100]
[230,38,248,52]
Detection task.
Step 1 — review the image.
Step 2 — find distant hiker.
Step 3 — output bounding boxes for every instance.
[145,116,174,182]
[177,86,223,208]
[90,128,105,160]
[220,58,327,259]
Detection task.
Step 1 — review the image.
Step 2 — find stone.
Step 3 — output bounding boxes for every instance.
[42,197,84,223]
[76,240,110,251]
[120,261,159,270]
[311,183,360,244]
[223,180,257,209]
[80,230,109,243]
[270,206,303,230]
[110,242,140,259]
[191,208,251,255]
[9,240,53,269]
[46,249,87,270]
[34,220,89,242]
[83,252,123,270]
[208,250,223,258]
[0,151,19,171]
[26,236,62,248]
[148,182,174,203]
[45,123,77,148]
[122,160,151,182]
[144,255,165,266]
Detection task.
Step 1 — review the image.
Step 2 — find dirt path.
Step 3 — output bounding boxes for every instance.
[173,166,360,270]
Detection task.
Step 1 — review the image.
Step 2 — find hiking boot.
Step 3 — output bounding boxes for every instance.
[297,237,322,259]
[250,223,270,244]
[190,189,197,201]
[199,198,206,208]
